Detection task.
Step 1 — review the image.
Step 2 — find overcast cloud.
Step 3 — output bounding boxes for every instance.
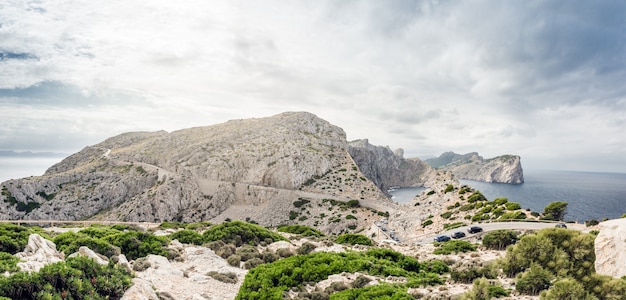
[1,0,625,174]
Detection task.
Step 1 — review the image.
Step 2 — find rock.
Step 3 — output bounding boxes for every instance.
[117,254,133,273]
[595,218,626,278]
[425,152,524,184]
[68,246,109,265]
[121,278,159,300]
[15,234,64,272]
[348,139,434,191]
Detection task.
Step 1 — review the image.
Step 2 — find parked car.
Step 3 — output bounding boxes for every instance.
[555,223,567,228]
[451,231,466,239]
[434,235,451,242]
[468,226,483,234]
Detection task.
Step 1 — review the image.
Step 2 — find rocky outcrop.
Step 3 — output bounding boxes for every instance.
[424,152,524,184]
[15,234,65,272]
[594,218,626,278]
[348,139,434,191]
[0,112,391,228]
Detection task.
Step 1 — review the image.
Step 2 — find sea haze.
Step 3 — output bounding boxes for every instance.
[0,156,65,182]
[460,170,626,222]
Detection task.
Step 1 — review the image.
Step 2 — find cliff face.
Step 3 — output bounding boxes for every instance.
[0,112,390,227]
[348,139,434,191]
[425,152,524,184]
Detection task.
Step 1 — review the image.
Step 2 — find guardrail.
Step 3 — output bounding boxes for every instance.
[0,220,161,228]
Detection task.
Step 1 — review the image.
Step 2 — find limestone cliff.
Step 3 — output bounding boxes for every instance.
[348,139,434,191]
[0,112,394,229]
[424,152,524,184]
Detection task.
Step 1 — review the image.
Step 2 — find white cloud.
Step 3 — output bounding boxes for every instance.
[0,0,625,172]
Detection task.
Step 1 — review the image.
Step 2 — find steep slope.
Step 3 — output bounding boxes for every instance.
[0,112,390,227]
[348,139,434,191]
[425,152,524,184]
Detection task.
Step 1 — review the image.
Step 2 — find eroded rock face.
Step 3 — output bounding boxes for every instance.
[348,139,434,191]
[425,152,524,184]
[595,218,626,278]
[15,234,65,272]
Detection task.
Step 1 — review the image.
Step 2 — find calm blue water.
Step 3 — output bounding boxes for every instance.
[459,170,626,222]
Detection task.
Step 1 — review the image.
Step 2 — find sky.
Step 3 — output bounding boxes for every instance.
[1,0,625,178]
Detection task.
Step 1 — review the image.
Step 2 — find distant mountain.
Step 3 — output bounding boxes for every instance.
[424,151,524,184]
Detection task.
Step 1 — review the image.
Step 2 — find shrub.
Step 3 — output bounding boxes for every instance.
[207,271,238,284]
[585,219,600,227]
[159,221,185,229]
[184,221,212,231]
[433,240,476,255]
[441,211,453,219]
[261,251,279,263]
[293,198,311,208]
[515,264,553,295]
[243,258,264,270]
[492,197,508,205]
[540,278,594,300]
[276,248,294,258]
[459,203,475,211]
[217,244,236,259]
[236,245,261,261]
[103,231,169,260]
[277,225,324,237]
[421,220,433,227]
[505,202,521,210]
[482,230,518,250]
[297,242,317,255]
[169,229,204,245]
[133,257,151,272]
[0,252,19,273]
[227,255,241,267]
[467,191,487,203]
[54,232,120,258]
[0,223,47,254]
[335,234,373,246]
[450,263,497,284]
[352,275,371,288]
[203,221,286,246]
[444,184,454,193]
[0,256,132,300]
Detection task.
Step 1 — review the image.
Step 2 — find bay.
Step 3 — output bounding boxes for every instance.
[460,170,626,222]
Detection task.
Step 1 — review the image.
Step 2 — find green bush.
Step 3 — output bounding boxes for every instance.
[540,278,595,300]
[227,255,241,267]
[0,256,132,300]
[421,220,433,227]
[159,221,186,229]
[515,263,553,295]
[0,223,47,254]
[467,191,487,203]
[0,252,19,273]
[103,231,169,260]
[459,203,475,211]
[331,284,414,299]
[236,249,442,299]
[433,240,476,255]
[505,202,521,211]
[277,225,324,237]
[482,230,518,250]
[451,263,497,284]
[492,197,508,205]
[335,234,373,246]
[203,221,286,246]
[441,211,453,219]
[169,230,204,245]
[293,198,311,208]
[444,184,454,193]
[53,232,120,258]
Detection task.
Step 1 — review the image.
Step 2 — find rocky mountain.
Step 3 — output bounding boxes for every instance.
[0,112,435,232]
[348,139,434,192]
[424,151,524,184]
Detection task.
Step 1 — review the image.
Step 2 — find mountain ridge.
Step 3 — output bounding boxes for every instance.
[424,151,524,184]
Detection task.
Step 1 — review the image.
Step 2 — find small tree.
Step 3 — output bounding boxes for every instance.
[516,264,553,295]
[482,230,518,250]
[542,201,568,221]
[540,278,594,300]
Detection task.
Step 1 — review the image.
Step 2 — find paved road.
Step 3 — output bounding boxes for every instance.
[415,221,586,243]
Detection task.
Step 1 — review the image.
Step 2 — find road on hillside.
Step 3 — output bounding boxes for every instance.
[413,221,587,244]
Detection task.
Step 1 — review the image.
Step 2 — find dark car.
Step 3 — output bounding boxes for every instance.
[555,223,567,228]
[451,231,466,239]
[468,226,483,234]
[434,235,451,242]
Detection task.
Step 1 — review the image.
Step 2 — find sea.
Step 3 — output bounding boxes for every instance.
[389,170,626,222]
